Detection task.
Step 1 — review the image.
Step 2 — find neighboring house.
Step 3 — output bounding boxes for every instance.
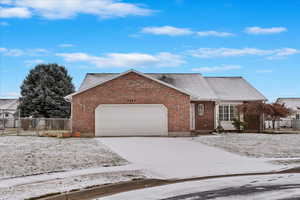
[276,98,300,128]
[0,99,19,128]
[65,69,267,137]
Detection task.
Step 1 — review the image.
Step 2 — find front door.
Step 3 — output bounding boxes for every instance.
[195,102,215,131]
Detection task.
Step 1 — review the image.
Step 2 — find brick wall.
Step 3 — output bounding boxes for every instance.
[243,101,263,132]
[72,72,191,137]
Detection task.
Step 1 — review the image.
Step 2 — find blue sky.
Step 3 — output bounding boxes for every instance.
[0,0,299,101]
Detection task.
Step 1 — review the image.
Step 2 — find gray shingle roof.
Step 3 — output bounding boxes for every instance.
[205,77,267,101]
[276,98,300,110]
[79,72,218,100]
[75,71,266,101]
[0,99,19,110]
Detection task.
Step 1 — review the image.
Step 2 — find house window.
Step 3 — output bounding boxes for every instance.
[219,105,237,121]
[197,104,204,116]
[296,114,300,120]
[5,113,9,118]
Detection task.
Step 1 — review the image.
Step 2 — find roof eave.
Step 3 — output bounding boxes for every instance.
[217,98,268,102]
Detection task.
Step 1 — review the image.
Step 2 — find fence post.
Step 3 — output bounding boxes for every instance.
[17,109,20,136]
[36,118,40,136]
[1,109,4,135]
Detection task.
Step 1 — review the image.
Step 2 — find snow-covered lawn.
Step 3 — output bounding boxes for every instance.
[0,136,146,200]
[193,133,300,158]
[100,173,300,200]
[0,136,127,179]
[1,170,145,200]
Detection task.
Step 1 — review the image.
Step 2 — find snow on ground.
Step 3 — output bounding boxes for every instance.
[100,137,283,179]
[193,133,300,158]
[1,170,145,200]
[1,135,298,200]
[0,136,147,200]
[0,136,127,179]
[99,173,300,200]
[0,164,143,188]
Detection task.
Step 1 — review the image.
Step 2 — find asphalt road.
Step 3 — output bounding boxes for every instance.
[162,184,300,200]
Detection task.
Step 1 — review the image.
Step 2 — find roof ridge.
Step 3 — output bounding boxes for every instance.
[277,97,300,99]
[204,76,243,78]
[87,73,202,75]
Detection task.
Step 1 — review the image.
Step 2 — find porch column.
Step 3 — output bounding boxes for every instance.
[190,103,195,130]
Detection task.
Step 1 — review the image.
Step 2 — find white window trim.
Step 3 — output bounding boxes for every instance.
[219,104,237,121]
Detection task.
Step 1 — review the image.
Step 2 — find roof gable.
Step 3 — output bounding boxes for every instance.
[276,98,300,110]
[0,99,19,110]
[66,70,192,100]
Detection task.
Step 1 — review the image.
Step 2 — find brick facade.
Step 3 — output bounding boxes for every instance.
[194,101,215,131]
[244,113,261,132]
[71,72,191,137]
[243,101,263,132]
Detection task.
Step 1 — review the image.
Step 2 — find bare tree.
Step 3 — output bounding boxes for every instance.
[268,103,292,129]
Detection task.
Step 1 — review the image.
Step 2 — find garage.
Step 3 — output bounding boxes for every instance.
[95,104,168,136]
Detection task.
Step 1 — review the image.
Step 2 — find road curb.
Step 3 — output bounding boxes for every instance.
[30,167,300,200]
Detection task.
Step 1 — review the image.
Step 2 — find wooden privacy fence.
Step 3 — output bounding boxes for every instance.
[1,118,71,136]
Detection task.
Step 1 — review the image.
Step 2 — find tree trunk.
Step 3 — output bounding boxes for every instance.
[272,119,276,130]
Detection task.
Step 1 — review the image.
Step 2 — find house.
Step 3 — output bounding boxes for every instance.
[0,99,19,128]
[65,69,267,137]
[276,98,300,128]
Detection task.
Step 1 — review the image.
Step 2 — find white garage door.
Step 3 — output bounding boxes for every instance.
[95,104,168,136]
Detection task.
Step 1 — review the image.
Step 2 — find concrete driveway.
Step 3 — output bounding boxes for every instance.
[100,137,281,179]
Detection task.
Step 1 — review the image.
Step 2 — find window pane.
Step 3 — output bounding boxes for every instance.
[229,105,235,120]
[219,105,223,121]
[224,105,229,121]
[198,104,204,116]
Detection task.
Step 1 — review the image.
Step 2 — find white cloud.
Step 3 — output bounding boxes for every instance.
[0,21,9,26]
[27,48,49,56]
[196,31,234,37]
[141,26,236,37]
[245,26,287,35]
[0,1,14,3]
[59,44,75,48]
[24,59,44,66]
[256,70,273,73]
[0,6,31,18]
[56,52,185,68]
[267,48,299,60]
[0,47,49,56]
[0,48,24,56]
[1,0,154,19]
[0,47,7,52]
[188,47,299,59]
[141,26,193,36]
[192,65,242,73]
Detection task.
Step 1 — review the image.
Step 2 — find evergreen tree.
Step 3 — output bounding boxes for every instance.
[19,64,75,118]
